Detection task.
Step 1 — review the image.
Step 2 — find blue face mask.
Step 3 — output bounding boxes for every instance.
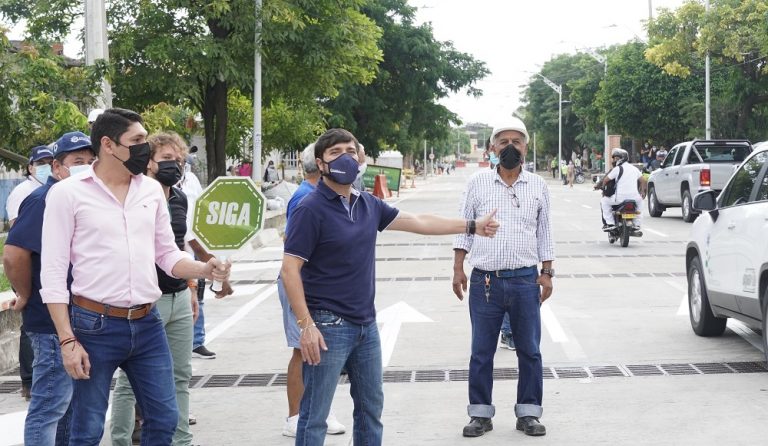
[34,164,51,184]
[489,153,500,166]
[324,153,359,185]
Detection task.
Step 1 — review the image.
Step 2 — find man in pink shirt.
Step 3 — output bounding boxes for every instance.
[40,108,231,445]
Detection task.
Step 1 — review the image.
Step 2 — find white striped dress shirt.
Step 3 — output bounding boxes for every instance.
[454,169,555,271]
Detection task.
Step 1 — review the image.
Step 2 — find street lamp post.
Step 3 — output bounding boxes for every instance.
[584,49,609,173]
[537,73,563,180]
[252,0,263,183]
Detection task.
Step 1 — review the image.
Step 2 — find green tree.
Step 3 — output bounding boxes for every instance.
[0,29,102,165]
[597,41,702,147]
[2,0,382,179]
[326,0,488,158]
[645,0,768,138]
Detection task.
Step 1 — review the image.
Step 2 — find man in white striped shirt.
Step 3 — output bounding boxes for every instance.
[452,117,555,438]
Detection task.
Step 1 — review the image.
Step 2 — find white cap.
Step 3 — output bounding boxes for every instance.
[490,116,529,144]
[87,108,105,123]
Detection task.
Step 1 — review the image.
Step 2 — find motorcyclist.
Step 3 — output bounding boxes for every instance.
[595,148,647,232]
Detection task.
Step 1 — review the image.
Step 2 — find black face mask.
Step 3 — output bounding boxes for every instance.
[113,141,151,175]
[155,160,182,187]
[499,144,522,170]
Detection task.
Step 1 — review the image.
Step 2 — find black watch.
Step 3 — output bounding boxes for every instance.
[540,268,555,278]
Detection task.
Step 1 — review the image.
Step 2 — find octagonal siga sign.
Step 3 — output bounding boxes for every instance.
[192,177,266,252]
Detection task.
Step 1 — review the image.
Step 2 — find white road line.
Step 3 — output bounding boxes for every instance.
[677,294,689,316]
[642,227,668,237]
[232,261,281,272]
[727,320,765,353]
[581,204,592,209]
[205,284,274,344]
[0,409,25,446]
[563,199,572,203]
[541,304,568,342]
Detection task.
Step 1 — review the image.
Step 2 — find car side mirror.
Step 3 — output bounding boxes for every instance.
[693,190,717,212]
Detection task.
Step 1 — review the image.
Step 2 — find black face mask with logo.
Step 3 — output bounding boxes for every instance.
[499,144,522,170]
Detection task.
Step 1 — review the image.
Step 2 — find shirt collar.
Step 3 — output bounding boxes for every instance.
[317,179,360,200]
[494,167,530,185]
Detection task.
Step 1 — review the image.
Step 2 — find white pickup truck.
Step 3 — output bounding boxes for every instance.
[647,140,752,222]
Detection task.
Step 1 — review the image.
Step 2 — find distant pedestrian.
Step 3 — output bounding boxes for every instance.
[567,160,575,188]
[264,160,279,182]
[550,158,557,178]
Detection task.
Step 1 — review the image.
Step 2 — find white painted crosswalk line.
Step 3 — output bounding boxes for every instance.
[642,227,668,237]
[205,284,274,344]
[541,303,586,360]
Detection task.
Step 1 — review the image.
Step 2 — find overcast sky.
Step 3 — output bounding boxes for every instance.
[411,0,689,127]
[5,0,690,128]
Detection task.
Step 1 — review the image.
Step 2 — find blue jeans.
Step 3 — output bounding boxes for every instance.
[296,310,383,446]
[25,332,73,445]
[68,305,178,446]
[467,268,543,419]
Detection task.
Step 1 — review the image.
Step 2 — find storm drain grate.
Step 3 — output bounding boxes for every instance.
[236,374,275,387]
[201,374,240,388]
[660,363,698,375]
[626,365,664,376]
[590,366,626,378]
[415,370,448,382]
[2,362,766,394]
[383,370,413,383]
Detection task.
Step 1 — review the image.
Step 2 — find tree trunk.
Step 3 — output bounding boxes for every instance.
[202,79,229,182]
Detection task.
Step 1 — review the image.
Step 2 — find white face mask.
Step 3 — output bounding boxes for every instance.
[66,164,90,176]
[356,162,367,181]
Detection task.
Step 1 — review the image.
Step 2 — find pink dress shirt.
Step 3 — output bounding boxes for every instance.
[40,163,191,307]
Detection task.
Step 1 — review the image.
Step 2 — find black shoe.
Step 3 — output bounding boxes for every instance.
[516,416,546,436]
[602,224,616,232]
[192,345,216,359]
[462,417,493,437]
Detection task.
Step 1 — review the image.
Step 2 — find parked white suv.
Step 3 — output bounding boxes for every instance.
[686,142,768,362]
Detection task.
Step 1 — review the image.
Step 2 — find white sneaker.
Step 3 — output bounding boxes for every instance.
[282,415,298,437]
[326,413,346,435]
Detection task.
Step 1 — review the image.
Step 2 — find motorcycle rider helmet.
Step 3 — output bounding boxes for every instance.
[611,147,629,164]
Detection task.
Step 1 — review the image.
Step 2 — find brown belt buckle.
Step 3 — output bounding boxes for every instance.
[126,307,136,320]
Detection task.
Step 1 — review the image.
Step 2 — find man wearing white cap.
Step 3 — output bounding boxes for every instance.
[452,116,554,438]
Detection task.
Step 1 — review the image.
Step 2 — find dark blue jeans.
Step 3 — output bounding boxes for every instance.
[25,332,73,445]
[467,268,543,419]
[68,305,178,446]
[296,310,383,446]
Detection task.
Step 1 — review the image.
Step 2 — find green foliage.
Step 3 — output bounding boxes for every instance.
[141,102,200,142]
[646,0,768,138]
[326,0,488,158]
[0,31,102,166]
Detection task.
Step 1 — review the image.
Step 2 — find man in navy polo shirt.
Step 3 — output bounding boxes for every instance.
[281,128,499,445]
[3,131,95,445]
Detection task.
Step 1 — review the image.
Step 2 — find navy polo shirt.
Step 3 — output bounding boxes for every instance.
[283,180,399,325]
[6,177,62,334]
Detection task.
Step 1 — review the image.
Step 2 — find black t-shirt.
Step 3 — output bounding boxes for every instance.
[156,187,188,293]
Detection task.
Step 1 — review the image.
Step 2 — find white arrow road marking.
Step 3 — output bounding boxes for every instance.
[205,284,273,344]
[642,227,668,237]
[377,301,433,367]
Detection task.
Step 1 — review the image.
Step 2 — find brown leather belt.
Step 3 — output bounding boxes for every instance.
[72,295,152,320]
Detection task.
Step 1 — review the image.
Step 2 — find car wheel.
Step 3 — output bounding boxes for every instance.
[688,256,726,336]
[681,189,699,222]
[648,187,663,218]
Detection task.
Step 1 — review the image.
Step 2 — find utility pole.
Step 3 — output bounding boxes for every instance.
[537,73,563,180]
[252,0,263,183]
[584,49,609,174]
[84,0,112,109]
[705,0,711,139]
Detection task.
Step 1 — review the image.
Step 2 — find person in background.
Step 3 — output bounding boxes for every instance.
[6,144,54,402]
[87,109,104,132]
[4,131,95,445]
[567,160,575,188]
[264,160,279,183]
[351,144,367,192]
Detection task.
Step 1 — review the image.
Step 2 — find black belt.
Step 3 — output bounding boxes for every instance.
[474,266,537,278]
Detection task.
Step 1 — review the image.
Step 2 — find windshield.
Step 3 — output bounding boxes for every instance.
[691,144,751,163]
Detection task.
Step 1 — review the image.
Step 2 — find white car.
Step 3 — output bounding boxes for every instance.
[686,142,768,362]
